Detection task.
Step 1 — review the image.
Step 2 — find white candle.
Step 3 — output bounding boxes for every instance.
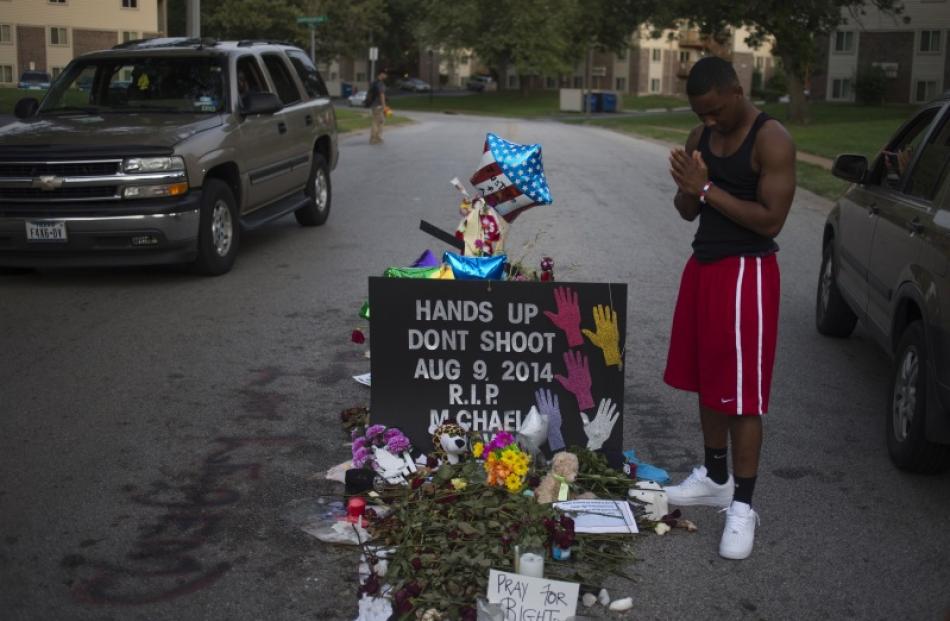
[518,552,544,578]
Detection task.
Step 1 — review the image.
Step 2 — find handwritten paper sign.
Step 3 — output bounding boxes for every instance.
[369,278,627,466]
[487,569,579,621]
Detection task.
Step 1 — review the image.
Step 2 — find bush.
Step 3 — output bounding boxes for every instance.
[854,66,887,105]
[765,71,787,95]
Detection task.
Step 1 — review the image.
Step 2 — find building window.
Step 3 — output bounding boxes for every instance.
[915,80,937,102]
[615,77,626,91]
[573,75,583,88]
[651,49,661,62]
[755,56,765,70]
[49,0,66,4]
[831,78,852,100]
[616,47,627,61]
[51,66,63,79]
[122,31,138,42]
[679,51,690,62]
[919,30,941,53]
[49,27,68,46]
[650,78,660,93]
[355,72,366,82]
[833,31,854,53]
[0,24,11,44]
[0,65,12,83]
[122,0,138,7]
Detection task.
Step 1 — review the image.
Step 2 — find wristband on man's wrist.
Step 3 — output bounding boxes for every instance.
[699,181,713,205]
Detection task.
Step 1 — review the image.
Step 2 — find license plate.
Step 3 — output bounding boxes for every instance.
[26,220,68,243]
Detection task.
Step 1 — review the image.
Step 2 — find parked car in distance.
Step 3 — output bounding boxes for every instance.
[466,75,495,92]
[18,70,51,90]
[398,78,430,92]
[816,92,950,472]
[0,38,338,276]
[348,90,367,106]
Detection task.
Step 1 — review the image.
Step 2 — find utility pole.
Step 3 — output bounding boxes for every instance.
[186,0,200,38]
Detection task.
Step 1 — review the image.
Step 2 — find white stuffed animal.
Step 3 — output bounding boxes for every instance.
[372,446,416,484]
[628,481,669,521]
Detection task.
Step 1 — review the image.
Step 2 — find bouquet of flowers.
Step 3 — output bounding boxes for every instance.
[474,431,530,492]
[352,424,412,470]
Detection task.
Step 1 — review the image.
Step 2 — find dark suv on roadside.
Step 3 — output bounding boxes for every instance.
[817,92,950,472]
[0,37,338,275]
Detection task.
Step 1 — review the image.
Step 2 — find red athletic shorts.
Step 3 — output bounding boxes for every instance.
[664,254,780,415]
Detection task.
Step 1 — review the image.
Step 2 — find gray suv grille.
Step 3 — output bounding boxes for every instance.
[0,161,122,177]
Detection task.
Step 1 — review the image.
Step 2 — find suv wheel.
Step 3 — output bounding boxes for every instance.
[192,179,239,275]
[816,240,857,337]
[887,321,950,473]
[295,152,331,226]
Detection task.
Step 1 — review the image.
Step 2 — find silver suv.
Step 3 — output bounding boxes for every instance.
[0,37,338,275]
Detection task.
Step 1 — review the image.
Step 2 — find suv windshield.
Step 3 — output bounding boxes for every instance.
[40,56,226,114]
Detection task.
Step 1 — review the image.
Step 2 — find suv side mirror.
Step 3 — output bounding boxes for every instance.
[832,154,869,184]
[240,92,282,116]
[14,97,39,119]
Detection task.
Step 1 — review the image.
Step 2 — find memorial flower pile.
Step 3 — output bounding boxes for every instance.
[480,431,531,492]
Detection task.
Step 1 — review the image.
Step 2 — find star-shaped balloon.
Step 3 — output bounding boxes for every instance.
[469,133,552,222]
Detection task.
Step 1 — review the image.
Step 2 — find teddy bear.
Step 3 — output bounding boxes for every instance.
[535,451,579,504]
[427,421,471,465]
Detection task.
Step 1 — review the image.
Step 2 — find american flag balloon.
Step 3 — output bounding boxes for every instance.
[469,133,552,222]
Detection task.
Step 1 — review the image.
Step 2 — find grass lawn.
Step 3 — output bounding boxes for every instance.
[334,106,411,133]
[1,87,45,113]
[394,90,686,117]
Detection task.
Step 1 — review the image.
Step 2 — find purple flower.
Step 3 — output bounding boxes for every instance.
[352,436,367,450]
[366,424,386,439]
[384,427,405,440]
[353,446,372,468]
[387,435,411,453]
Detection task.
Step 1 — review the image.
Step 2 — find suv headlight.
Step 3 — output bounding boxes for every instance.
[122,156,186,173]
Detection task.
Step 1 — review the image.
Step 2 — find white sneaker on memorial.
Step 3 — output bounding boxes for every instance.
[663,466,733,508]
[719,501,759,560]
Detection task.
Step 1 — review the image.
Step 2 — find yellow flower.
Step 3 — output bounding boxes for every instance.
[451,478,467,491]
[513,461,528,476]
[505,473,522,492]
[500,452,517,467]
[472,442,484,458]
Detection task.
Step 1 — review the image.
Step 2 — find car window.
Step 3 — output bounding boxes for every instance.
[904,115,950,202]
[236,55,268,98]
[261,53,301,105]
[877,108,939,191]
[285,50,329,98]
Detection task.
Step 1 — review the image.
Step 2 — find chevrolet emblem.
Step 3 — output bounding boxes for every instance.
[33,175,64,191]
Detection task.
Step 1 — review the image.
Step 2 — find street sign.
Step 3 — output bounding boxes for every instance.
[369,46,378,61]
[296,15,327,26]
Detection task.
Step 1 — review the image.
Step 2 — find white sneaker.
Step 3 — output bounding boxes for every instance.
[663,466,733,508]
[719,501,759,560]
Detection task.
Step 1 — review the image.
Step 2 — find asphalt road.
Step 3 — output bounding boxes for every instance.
[1,112,948,621]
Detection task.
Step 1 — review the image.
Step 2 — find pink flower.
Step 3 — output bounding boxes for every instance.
[353,436,367,450]
[366,424,386,439]
[352,446,372,468]
[387,435,411,453]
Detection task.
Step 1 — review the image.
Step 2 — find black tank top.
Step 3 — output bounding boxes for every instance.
[692,111,778,262]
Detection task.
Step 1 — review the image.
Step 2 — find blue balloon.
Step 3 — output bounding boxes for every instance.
[443,252,507,280]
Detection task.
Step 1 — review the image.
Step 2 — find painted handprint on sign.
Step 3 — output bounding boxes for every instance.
[582,304,622,368]
[554,350,594,411]
[581,398,620,451]
[535,387,564,452]
[543,286,583,348]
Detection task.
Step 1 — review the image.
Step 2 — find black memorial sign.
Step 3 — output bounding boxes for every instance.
[369,278,627,465]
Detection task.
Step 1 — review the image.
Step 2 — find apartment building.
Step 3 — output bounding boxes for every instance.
[423,24,775,98]
[813,0,950,103]
[0,0,166,86]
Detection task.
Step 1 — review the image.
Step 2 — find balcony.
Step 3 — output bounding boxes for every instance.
[678,30,706,49]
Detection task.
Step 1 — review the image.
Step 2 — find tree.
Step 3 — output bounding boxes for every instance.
[670,0,902,123]
[418,0,655,91]
[200,0,309,44]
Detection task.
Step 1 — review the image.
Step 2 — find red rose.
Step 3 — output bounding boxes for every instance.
[351,329,365,344]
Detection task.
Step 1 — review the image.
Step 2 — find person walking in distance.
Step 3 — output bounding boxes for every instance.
[662,56,796,560]
[367,69,388,145]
